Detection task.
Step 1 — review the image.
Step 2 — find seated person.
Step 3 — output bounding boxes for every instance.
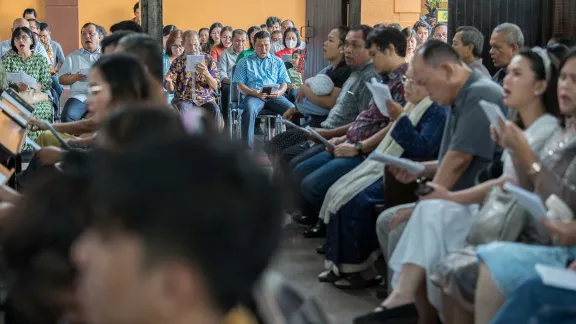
[71,136,284,324]
[109,20,143,33]
[219,29,247,123]
[285,50,303,102]
[356,41,504,324]
[231,30,294,150]
[264,25,371,161]
[317,79,447,289]
[271,30,282,44]
[236,26,261,63]
[59,23,102,122]
[99,30,134,54]
[275,27,302,60]
[291,27,409,227]
[165,30,221,126]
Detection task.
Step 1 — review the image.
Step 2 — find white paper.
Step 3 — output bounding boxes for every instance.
[6,72,38,89]
[42,121,71,149]
[0,173,6,186]
[366,77,392,117]
[305,126,335,149]
[279,117,310,134]
[185,55,205,72]
[535,264,576,291]
[368,152,426,175]
[503,182,547,219]
[479,100,507,134]
[282,54,293,63]
[25,137,41,151]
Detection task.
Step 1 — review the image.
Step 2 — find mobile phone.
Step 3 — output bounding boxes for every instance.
[261,86,273,95]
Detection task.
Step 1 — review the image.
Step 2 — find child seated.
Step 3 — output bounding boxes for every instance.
[285,50,304,103]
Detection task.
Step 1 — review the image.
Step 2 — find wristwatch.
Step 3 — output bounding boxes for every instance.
[355,142,363,154]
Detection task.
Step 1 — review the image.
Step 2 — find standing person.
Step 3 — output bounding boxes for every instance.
[199,28,210,54]
[219,29,247,120]
[210,26,233,62]
[2,27,52,148]
[162,30,183,104]
[232,30,294,150]
[236,26,262,63]
[165,30,221,124]
[59,23,101,122]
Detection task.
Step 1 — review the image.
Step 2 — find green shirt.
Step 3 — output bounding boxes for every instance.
[0,61,6,91]
[235,49,255,63]
[2,51,52,92]
[287,67,303,87]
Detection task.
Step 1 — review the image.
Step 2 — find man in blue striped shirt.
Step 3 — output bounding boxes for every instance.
[232,30,294,150]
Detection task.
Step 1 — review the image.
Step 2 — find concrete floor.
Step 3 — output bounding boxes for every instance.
[273,223,382,324]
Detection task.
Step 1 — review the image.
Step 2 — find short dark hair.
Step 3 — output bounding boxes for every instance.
[266,16,281,28]
[549,33,576,48]
[414,20,430,31]
[26,19,39,27]
[350,25,374,42]
[247,25,262,49]
[38,22,49,32]
[90,136,283,313]
[99,104,185,150]
[260,24,267,29]
[271,30,282,36]
[117,34,164,82]
[22,8,37,18]
[402,27,416,40]
[101,30,134,54]
[133,1,139,13]
[335,25,350,46]
[282,27,301,49]
[253,30,271,44]
[96,25,107,37]
[366,27,407,57]
[455,26,484,58]
[92,53,152,104]
[418,39,462,67]
[11,27,36,53]
[433,22,448,34]
[81,22,97,31]
[110,20,144,33]
[232,29,247,39]
[388,23,402,31]
[163,25,177,37]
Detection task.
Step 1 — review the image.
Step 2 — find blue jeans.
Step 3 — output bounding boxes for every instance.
[492,276,576,324]
[60,98,87,122]
[292,150,364,217]
[241,95,294,149]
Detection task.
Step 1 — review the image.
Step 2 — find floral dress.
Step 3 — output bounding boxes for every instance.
[2,51,53,150]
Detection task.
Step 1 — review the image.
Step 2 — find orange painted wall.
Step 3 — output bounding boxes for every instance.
[1,0,45,41]
[361,0,425,28]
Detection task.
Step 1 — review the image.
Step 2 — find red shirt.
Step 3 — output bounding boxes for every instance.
[275,48,296,60]
[210,45,227,62]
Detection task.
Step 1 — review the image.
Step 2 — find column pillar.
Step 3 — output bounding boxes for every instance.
[141,0,163,44]
[45,0,79,55]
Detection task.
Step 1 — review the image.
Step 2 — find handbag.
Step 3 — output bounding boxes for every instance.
[465,186,527,245]
[19,89,49,105]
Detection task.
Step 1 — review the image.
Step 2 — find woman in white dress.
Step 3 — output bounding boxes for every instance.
[354,47,562,324]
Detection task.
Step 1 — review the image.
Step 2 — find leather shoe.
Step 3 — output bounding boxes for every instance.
[292,214,318,226]
[303,221,326,238]
[316,244,325,254]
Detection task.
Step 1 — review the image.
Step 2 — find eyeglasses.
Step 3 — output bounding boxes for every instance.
[14,35,30,42]
[88,85,103,96]
[171,45,184,49]
[221,36,232,41]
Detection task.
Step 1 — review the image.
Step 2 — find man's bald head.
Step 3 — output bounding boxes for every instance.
[12,18,30,31]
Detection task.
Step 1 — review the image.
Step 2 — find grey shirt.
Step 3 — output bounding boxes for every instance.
[51,40,65,69]
[321,60,380,129]
[220,46,243,79]
[469,59,490,78]
[59,47,101,102]
[438,70,505,191]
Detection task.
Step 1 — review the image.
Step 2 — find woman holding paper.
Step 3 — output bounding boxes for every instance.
[357,47,564,324]
[468,49,576,324]
[316,76,447,289]
[2,26,52,150]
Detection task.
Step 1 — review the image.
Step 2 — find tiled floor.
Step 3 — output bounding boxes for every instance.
[272,222,382,324]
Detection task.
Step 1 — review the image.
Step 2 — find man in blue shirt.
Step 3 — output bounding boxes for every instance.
[232,30,294,150]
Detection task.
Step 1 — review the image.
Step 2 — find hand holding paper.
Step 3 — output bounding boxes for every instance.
[186,55,205,72]
[278,116,310,134]
[366,77,392,117]
[503,182,547,220]
[479,100,507,134]
[368,152,425,175]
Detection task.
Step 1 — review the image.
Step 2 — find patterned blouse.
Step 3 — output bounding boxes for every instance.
[168,54,219,105]
[2,51,52,95]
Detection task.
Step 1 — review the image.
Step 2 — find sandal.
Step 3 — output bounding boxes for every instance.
[353,303,418,324]
[333,273,382,290]
[318,270,340,283]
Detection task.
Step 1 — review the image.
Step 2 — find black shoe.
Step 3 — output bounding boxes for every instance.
[292,214,318,226]
[316,244,325,255]
[303,220,326,238]
[353,303,418,324]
